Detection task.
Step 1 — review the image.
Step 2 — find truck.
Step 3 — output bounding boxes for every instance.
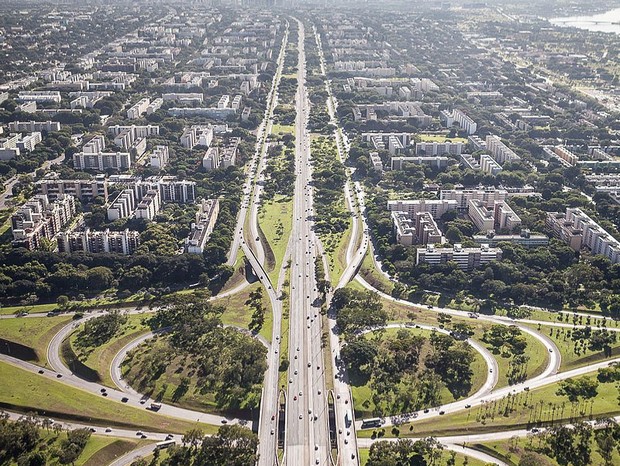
[345,409,352,428]
[149,402,162,411]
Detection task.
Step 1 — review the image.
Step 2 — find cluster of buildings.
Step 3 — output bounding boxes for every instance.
[388,188,546,270]
[0,131,42,160]
[202,137,241,170]
[167,94,243,119]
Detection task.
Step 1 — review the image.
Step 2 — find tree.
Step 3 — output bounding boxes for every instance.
[556,377,599,403]
[194,425,258,466]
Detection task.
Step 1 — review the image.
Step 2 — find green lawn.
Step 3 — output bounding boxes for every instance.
[418,133,468,144]
[271,124,294,135]
[358,249,394,295]
[0,361,217,434]
[218,281,273,343]
[0,315,72,366]
[258,195,293,284]
[79,437,148,466]
[69,314,151,388]
[359,447,488,466]
[526,322,620,372]
[0,302,59,315]
[351,327,487,419]
[476,433,620,466]
[361,375,619,438]
[327,217,353,286]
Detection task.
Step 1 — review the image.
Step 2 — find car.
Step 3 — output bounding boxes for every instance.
[294,395,297,401]
[294,370,298,375]
[549,348,553,352]
[102,392,108,397]
[338,428,343,434]
[299,414,303,419]
[56,374,62,378]
[105,427,112,433]
[490,369,493,373]
[121,397,129,403]
[100,388,106,393]
[318,390,321,395]
[344,438,349,444]
[308,362,311,367]
[351,454,356,459]
[89,427,96,432]
[427,305,433,309]
[337,394,340,399]
[165,434,174,441]
[294,355,298,359]
[136,431,144,436]
[315,444,319,451]
[271,429,275,435]
[423,409,429,413]
[141,434,147,439]
[439,411,445,415]
[289,378,293,383]
[465,404,471,409]
[38,369,44,374]
[299,391,302,396]
[139,399,146,404]
[315,460,320,465]
[317,366,320,370]
[271,415,275,421]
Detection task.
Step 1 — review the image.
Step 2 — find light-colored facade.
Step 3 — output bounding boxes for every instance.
[415,141,463,156]
[8,121,61,133]
[468,199,522,232]
[480,153,503,175]
[36,176,108,202]
[127,97,151,120]
[546,208,620,263]
[57,228,140,255]
[391,156,451,170]
[473,230,549,248]
[135,190,161,220]
[441,109,477,135]
[388,199,457,219]
[150,145,169,169]
[185,199,220,254]
[486,135,520,164]
[416,243,502,270]
[107,189,136,221]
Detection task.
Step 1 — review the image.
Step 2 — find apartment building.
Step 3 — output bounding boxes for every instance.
[17,91,61,103]
[74,135,131,170]
[391,156,452,170]
[460,153,481,171]
[150,145,169,169]
[162,93,204,104]
[108,125,160,138]
[546,208,620,263]
[486,135,520,164]
[8,121,61,133]
[468,135,487,151]
[473,229,549,248]
[107,189,136,221]
[440,188,509,211]
[468,199,522,232]
[480,153,503,175]
[221,137,240,168]
[441,109,477,135]
[135,176,196,204]
[146,98,163,114]
[0,134,20,160]
[391,211,416,246]
[11,194,76,250]
[388,199,457,219]
[415,141,463,156]
[416,243,502,270]
[127,98,151,120]
[57,228,140,255]
[370,152,383,172]
[185,199,220,254]
[202,147,220,170]
[135,190,161,220]
[36,176,108,202]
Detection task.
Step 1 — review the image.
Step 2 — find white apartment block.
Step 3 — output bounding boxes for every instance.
[127,98,150,120]
[388,199,457,219]
[441,109,477,135]
[416,243,502,270]
[107,190,136,221]
[468,199,521,233]
[11,194,76,250]
[57,228,140,255]
[217,95,230,109]
[150,145,169,169]
[391,211,416,246]
[146,98,163,114]
[108,125,160,139]
[203,147,220,170]
[162,93,204,104]
[74,149,131,171]
[480,154,503,175]
[17,91,61,103]
[547,208,620,263]
[36,176,108,202]
[0,134,21,160]
[440,189,509,210]
[391,157,452,170]
[135,190,161,220]
[415,141,463,156]
[16,132,42,152]
[9,121,61,133]
[486,135,520,164]
[370,152,383,172]
[185,199,220,254]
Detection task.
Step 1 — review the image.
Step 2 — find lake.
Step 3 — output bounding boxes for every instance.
[550,7,620,34]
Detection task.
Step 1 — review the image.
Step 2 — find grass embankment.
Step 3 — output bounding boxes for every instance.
[351,327,487,419]
[359,447,488,466]
[68,314,150,388]
[526,322,620,372]
[80,437,149,466]
[325,216,353,286]
[258,195,293,284]
[0,361,216,434]
[358,249,394,295]
[218,281,273,343]
[0,316,72,366]
[360,374,619,438]
[278,267,291,388]
[476,435,620,466]
[271,124,294,135]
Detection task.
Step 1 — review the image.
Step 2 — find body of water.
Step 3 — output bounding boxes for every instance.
[550,7,620,34]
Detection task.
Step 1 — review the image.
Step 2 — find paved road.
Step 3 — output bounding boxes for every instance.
[282,19,330,466]
[227,22,289,268]
[312,25,363,466]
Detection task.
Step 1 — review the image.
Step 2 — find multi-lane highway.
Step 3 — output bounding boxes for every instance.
[283,18,330,466]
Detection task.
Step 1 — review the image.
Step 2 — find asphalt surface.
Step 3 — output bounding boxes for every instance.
[282,19,330,466]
